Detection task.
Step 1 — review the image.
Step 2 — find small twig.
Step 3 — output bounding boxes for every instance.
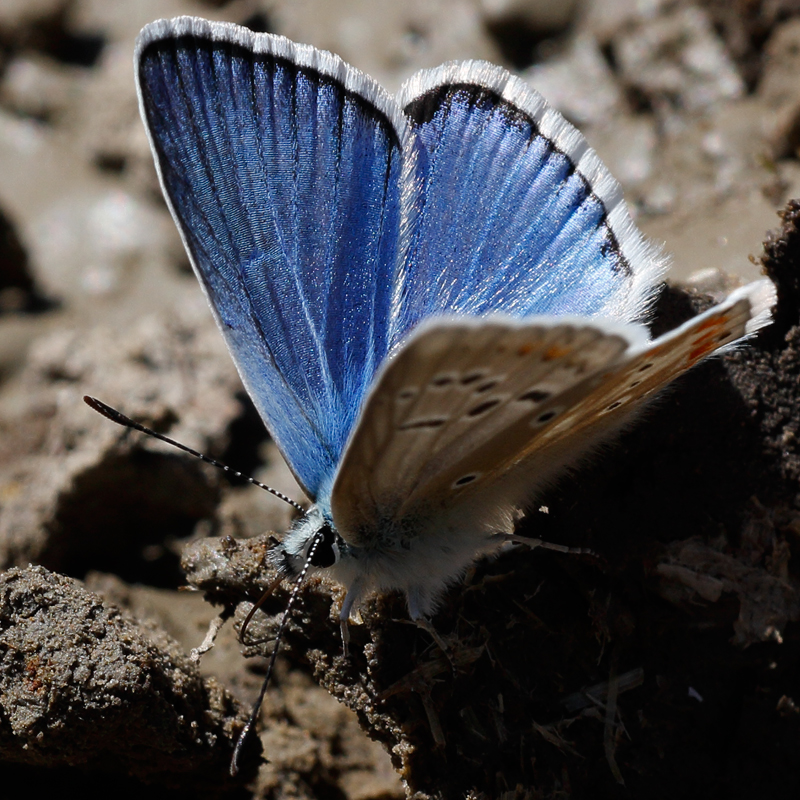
[191,611,230,662]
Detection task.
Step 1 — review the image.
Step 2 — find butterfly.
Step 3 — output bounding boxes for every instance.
[135,16,775,637]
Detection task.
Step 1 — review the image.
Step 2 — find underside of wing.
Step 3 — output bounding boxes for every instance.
[331,280,775,542]
[136,17,417,497]
[476,279,776,493]
[389,62,666,346]
[330,315,647,541]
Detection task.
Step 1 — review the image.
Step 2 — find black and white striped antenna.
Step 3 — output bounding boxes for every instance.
[83,395,305,513]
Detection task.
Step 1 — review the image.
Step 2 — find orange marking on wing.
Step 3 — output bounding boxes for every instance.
[543,344,571,360]
[686,318,730,362]
[692,331,719,349]
[517,343,534,356]
[687,337,722,364]
[696,313,730,332]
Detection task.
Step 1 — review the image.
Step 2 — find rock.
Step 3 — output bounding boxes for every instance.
[0,302,243,578]
[758,19,800,160]
[613,6,744,116]
[260,0,501,92]
[0,53,83,121]
[0,0,69,38]
[524,34,625,127]
[0,565,254,786]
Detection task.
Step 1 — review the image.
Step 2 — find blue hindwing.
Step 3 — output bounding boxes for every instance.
[391,69,660,347]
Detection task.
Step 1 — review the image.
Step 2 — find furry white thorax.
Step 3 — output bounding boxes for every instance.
[272,500,516,621]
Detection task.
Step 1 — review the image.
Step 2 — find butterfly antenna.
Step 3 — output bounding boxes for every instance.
[230,529,325,776]
[83,396,305,513]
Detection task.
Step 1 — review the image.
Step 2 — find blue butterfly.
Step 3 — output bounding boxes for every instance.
[135,17,774,635]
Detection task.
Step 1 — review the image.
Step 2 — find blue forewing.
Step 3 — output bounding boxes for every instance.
[137,19,412,498]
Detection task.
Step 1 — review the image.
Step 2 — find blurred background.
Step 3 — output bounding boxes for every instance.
[1,1,800,797]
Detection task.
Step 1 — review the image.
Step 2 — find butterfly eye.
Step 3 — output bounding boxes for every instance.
[308,523,340,568]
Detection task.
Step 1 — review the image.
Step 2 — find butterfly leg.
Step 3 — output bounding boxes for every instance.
[339,578,367,657]
[413,616,455,663]
[500,533,596,557]
[407,590,457,671]
[339,617,350,657]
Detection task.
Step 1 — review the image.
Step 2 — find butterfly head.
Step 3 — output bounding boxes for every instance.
[269,505,345,578]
